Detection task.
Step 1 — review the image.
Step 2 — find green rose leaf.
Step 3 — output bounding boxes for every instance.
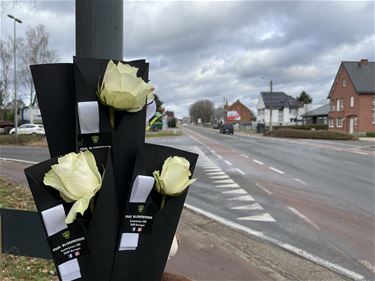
[43,150,102,224]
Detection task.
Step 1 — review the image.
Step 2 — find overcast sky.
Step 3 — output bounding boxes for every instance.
[1,0,374,118]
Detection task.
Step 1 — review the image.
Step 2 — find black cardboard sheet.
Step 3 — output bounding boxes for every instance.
[73,57,149,215]
[24,148,119,281]
[111,143,198,281]
[30,64,76,158]
[0,208,51,259]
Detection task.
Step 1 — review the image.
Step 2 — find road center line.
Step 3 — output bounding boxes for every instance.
[253,159,264,165]
[352,150,368,155]
[255,183,272,195]
[224,160,232,166]
[288,206,320,230]
[216,154,223,159]
[241,154,249,158]
[294,178,308,186]
[235,168,245,175]
[269,166,285,174]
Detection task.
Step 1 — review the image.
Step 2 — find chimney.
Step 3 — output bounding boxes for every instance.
[360,59,368,66]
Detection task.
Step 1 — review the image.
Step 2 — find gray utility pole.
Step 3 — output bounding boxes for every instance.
[260,76,273,131]
[76,0,123,60]
[7,14,22,143]
[269,79,273,131]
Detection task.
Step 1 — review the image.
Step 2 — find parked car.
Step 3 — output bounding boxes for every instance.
[0,120,14,134]
[219,123,234,134]
[9,124,45,135]
[212,123,221,129]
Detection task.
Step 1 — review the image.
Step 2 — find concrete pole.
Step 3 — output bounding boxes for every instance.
[269,80,273,131]
[76,0,123,60]
[8,14,22,142]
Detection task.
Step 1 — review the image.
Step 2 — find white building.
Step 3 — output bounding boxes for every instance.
[256,92,305,126]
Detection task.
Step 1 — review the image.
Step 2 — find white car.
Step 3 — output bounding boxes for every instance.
[9,124,45,135]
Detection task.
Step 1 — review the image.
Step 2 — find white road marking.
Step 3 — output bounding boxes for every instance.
[209,149,215,154]
[224,160,232,166]
[294,178,308,186]
[216,183,240,188]
[209,175,230,179]
[335,148,342,151]
[184,204,364,281]
[0,157,37,164]
[237,213,276,222]
[352,150,368,155]
[204,168,222,172]
[228,195,255,201]
[235,168,245,175]
[213,179,235,184]
[221,189,247,194]
[216,154,223,159]
[230,203,263,210]
[269,166,285,174]
[360,260,375,274]
[241,154,249,158]
[255,183,272,195]
[253,159,264,165]
[207,171,226,175]
[288,207,320,230]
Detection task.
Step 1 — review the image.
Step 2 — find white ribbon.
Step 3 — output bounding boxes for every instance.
[78,101,100,134]
[41,205,81,281]
[146,100,157,123]
[119,175,154,251]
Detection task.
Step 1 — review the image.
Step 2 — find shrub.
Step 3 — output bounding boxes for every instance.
[365,132,375,137]
[264,129,358,140]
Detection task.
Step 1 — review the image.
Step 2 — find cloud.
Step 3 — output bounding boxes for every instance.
[1,0,373,118]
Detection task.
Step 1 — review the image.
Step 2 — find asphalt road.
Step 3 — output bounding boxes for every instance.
[1,130,374,280]
[148,127,375,281]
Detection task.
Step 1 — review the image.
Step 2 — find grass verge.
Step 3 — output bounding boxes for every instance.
[0,177,57,281]
[0,135,47,146]
[264,129,359,140]
[146,129,183,138]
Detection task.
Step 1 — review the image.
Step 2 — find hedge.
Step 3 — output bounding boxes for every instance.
[264,129,358,140]
[365,132,375,137]
[272,124,328,131]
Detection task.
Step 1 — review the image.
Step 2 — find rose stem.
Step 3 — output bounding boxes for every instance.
[109,108,115,128]
[161,195,167,209]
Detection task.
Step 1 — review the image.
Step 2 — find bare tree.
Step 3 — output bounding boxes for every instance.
[189,99,214,124]
[19,24,59,106]
[0,37,13,119]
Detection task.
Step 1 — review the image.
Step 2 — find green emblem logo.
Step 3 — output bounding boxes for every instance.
[138,204,144,213]
[62,231,70,239]
[92,135,99,144]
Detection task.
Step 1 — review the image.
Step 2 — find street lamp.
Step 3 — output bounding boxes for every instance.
[7,14,22,142]
[260,76,273,131]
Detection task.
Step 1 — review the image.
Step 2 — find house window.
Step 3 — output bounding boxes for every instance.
[350,96,354,107]
[372,96,375,124]
[331,99,336,111]
[336,117,343,128]
[342,79,346,88]
[278,110,283,122]
[336,98,344,111]
[329,117,335,128]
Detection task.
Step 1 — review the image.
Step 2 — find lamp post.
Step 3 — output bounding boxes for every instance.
[7,14,22,142]
[261,77,273,131]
